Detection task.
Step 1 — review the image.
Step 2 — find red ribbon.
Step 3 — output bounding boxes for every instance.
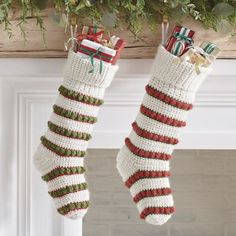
[77,27,104,43]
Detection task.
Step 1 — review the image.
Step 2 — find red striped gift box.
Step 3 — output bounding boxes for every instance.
[165,25,195,57]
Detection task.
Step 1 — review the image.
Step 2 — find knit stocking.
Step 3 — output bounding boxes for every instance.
[34,51,118,219]
[116,46,212,225]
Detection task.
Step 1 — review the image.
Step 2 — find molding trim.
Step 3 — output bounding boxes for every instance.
[17,93,83,236]
[0,58,236,149]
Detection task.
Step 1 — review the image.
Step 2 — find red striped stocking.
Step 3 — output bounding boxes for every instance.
[116,46,212,225]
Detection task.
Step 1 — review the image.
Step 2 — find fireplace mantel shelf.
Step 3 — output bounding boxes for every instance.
[0,58,236,149]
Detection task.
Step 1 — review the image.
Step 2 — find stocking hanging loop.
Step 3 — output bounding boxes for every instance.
[161,15,169,45]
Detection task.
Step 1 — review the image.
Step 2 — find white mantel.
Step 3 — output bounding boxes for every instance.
[0,58,236,236]
[1,58,236,149]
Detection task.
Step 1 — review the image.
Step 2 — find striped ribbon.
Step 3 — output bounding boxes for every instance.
[202,42,216,54]
[173,32,193,45]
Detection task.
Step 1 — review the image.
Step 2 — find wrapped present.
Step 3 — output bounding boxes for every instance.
[78,39,117,73]
[181,48,208,63]
[180,47,211,74]
[200,41,220,58]
[78,39,116,62]
[184,42,220,67]
[110,36,126,64]
[77,25,104,44]
[165,25,195,57]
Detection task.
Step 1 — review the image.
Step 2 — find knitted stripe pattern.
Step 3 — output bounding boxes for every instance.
[116,46,212,225]
[34,51,118,219]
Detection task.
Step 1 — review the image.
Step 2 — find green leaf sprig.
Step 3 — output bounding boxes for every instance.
[0,0,235,43]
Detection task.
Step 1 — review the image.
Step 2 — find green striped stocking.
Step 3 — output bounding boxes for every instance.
[34,51,118,219]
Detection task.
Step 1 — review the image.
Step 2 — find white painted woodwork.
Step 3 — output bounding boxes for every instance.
[0,58,235,236]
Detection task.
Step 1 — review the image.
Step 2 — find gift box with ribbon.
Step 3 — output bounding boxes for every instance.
[77,25,105,44]
[110,36,126,64]
[180,41,220,74]
[200,41,220,58]
[77,39,117,73]
[165,25,195,57]
[180,48,209,74]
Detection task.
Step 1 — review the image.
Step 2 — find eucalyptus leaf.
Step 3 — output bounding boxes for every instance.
[50,11,68,28]
[170,2,179,8]
[1,0,236,42]
[76,1,86,11]
[84,0,93,7]
[101,12,117,27]
[216,19,234,34]
[34,0,48,10]
[213,3,235,17]
[172,6,185,20]
[50,11,61,25]
[61,14,68,27]
[0,11,4,20]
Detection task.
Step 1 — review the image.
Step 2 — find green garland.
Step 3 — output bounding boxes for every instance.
[0,0,235,41]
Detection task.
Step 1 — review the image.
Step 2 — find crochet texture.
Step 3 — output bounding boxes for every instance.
[116,46,212,225]
[34,51,118,219]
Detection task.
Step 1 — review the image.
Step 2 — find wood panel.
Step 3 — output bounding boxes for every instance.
[0,8,235,58]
